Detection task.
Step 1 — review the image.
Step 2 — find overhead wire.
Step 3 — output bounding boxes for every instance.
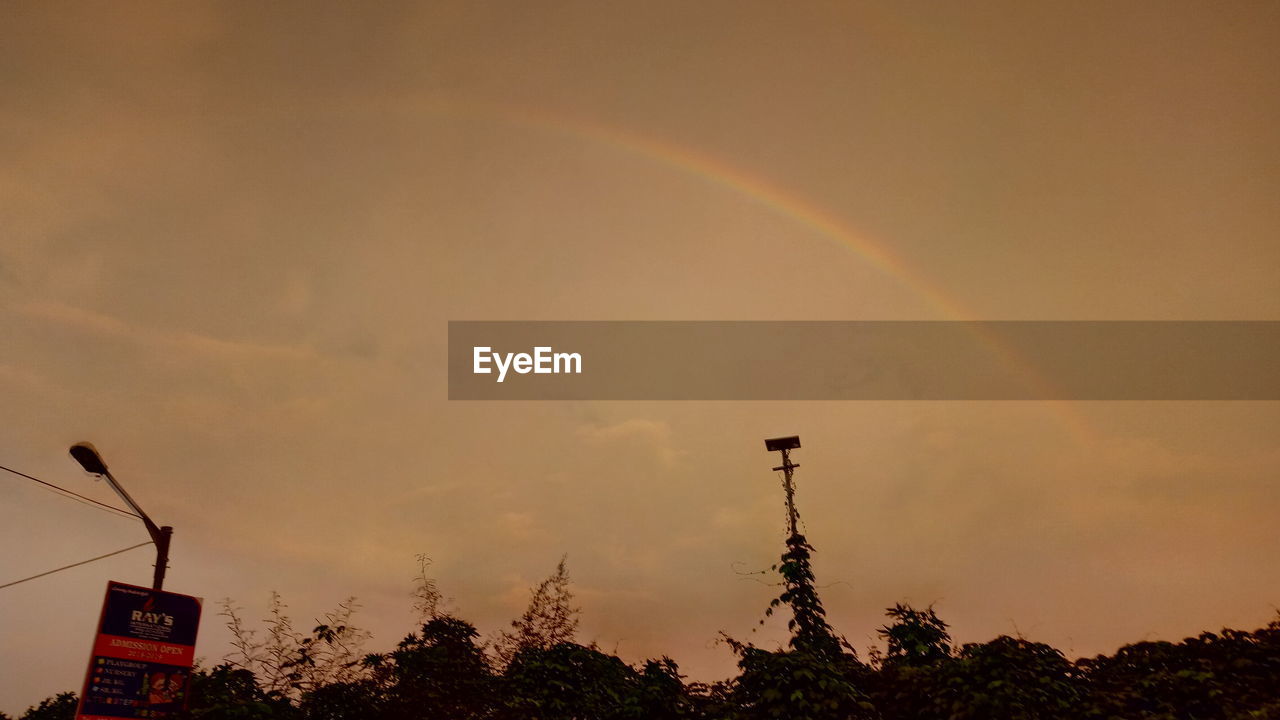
[0,462,140,520]
[0,541,153,590]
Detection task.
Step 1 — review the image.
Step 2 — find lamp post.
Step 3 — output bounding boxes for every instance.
[69,442,172,590]
[765,435,802,537]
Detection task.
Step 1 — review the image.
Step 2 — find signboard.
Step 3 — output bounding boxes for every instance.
[75,581,203,720]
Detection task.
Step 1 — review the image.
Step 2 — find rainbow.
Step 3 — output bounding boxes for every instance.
[396,96,1097,443]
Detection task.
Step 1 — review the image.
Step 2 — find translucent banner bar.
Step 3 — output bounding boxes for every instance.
[448,321,1280,400]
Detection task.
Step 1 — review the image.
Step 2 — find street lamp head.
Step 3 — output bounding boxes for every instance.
[68,441,170,589]
[70,442,110,476]
[764,436,801,452]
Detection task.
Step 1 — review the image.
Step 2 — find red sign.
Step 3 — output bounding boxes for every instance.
[76,581,203,720]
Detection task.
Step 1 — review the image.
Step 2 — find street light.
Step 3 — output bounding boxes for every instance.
[69,442,173,590]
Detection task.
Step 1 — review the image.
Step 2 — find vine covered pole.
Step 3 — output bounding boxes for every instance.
[764,436,802,536]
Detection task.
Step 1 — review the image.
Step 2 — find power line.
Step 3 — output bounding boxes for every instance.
[0,463,140,520]
[0,541,153,590]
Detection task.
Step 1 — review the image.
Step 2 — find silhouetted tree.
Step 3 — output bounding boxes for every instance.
[410,553,446,624]
[180,665,294,719]
[945,636,1083,719]
[730,643,879,720]
[296,678,383,720]
[18,553,1280,719]
[1079,617,1280,719]
[868,603,954,719]
[380,616,494,720]
[260,592,303,696]
[636,658,702,719]
[877,603,952,668]
[287,597,372,693]
[17,693,76,720]
[220,598,265,674]
[492,555,579,668]
[498,642,642,720]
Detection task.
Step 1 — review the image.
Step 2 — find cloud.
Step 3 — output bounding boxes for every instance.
[275,273,313,316]
[0,362,53,393]
[15,301,316,363]
[576,419,685,467]
[495,511,538,541]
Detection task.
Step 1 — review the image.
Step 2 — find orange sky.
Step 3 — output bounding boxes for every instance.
[2,2,1278,714]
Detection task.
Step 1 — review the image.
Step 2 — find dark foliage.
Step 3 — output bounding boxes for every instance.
[381,616,494,720]
[180,665,295,720]
[29,532,1280,719]
[723,528,879,720]
[40,608,1276,720]
[767,533,845,661]
[730,646,878,720]
[17,693,76,720]
[878,603,952,668]
[934,636,1084,719]
[1078,618,1280,719]
[498,642,644,720]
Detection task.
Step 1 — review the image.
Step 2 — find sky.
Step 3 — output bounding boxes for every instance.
[2,1,1279,713]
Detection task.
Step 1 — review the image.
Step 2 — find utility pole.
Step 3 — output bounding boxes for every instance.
[69,443,172,590]
[765,436,802,537]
